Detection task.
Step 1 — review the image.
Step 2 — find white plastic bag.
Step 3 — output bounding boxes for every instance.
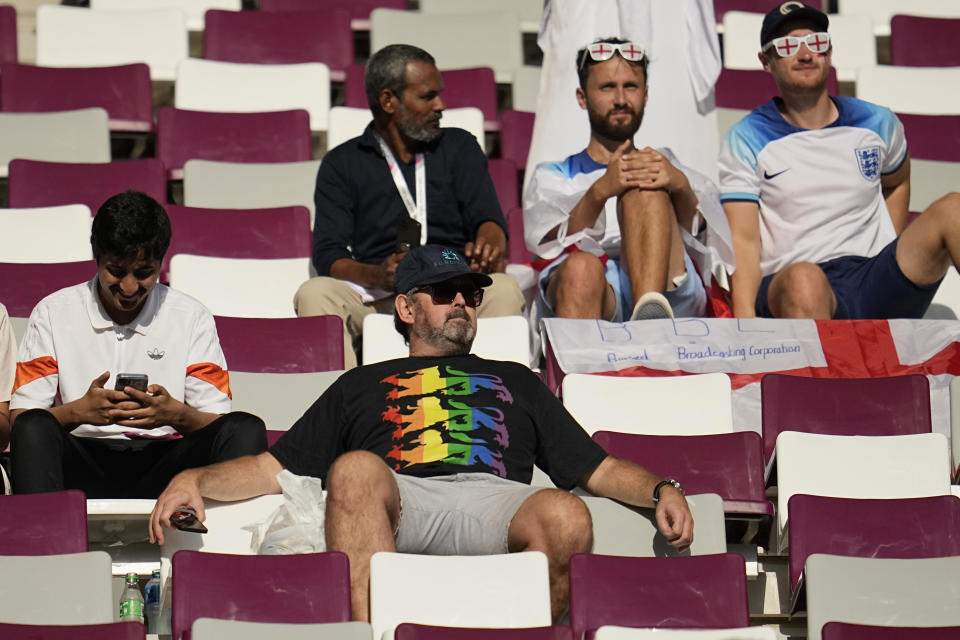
[245,470,326,554]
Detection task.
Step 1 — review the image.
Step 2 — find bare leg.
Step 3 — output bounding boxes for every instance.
[766,262,836,318]
[324,451,401,621]
[507,488,593,621]
[896,192,960,285]
[547,252,618,320]
[617,188,688,303]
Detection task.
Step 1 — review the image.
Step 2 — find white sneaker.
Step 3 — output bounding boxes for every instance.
[630,291,674,321]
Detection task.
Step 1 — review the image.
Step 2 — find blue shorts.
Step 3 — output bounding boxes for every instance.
[755,238,941,319]
[537,251,707,321]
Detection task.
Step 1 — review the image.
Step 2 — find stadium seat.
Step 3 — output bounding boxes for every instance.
[259,0,406,31]
[326,105,485,153]
[396,624,572,640]
[418,0,542,34]
[561,372,733,436]
[0,491,88,554]
[192,619,372,640]
[500,109,535,173]
[175,58,330,132]
[568,553,749,638]
[713,0,800,24]
[0,5,15,64]
[0,62,153,132]
[0,108,110,178]
[439,67,499,131]
[805,554,960,640]
[234,369,344,431]
[890,15,960,66]
[0,551,113,625]
[593,431,773,530]
[90,0,240,32]
[156,107,312,179]
[343,63,367,108]
[897,113,960,213]
[506,206,535,265]
[159,495,285,559]
[489,158,520,211]
[0,205,93,263]
[822,622,960,640]
[856,66,960,115]
[760,374,932,467]
[171,550,351,640]
[168,255,312,318]
[775,432,952,551]
[510,65,541,113]
[369,551,550,640]
[182,159,321,227]
[370,9,523,84]
[8,159,166,213]
[788,494,960,607]
[0,260,96,325]
[162,204,312,281]
[0,622,145,640]
[203,8,351,81]
[362,313,531,366]
[837,0,960,37]
[583,493,727,557]
[594,627,777,640]
[36,5,187,82]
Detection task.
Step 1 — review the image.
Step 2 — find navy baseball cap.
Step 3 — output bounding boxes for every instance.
[394,245,493,295]
[760,1,829,47]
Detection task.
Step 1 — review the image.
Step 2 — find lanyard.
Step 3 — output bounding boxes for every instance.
[376,134,427,245]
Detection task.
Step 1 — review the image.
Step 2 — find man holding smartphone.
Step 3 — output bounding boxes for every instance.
[294,44,525,368]
[9,191,267,498]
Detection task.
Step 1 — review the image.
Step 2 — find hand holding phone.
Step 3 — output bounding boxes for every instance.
[171,506,208,534]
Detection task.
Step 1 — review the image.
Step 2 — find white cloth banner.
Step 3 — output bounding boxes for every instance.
[542,317,960,441]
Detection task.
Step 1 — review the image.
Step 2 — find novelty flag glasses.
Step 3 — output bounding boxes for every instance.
[763,32,831,57]
[579,42,646,70]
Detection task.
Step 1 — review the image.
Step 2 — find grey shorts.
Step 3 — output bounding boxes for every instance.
[394,472,542,555]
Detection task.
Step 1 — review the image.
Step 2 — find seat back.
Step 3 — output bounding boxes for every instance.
[8,159,166,213]
[594,626,778,639]
[593,431,771,517]
[396,624,572,640]
[805,553,960,640]
[0,5,15,64]
[0,108,110,178]
[568,552,749,638]
[370,9,522,83]
[775,432,952,550]
[500,109,534,172]
[437,107,485,153]
[0,205,94,263]
[90,0,240,31]
[0,490,88,555]
[156,107,312,179]
[0,62,153,132]
[788,494,960,593]
[488,158,519,211]
[192,618,373,640]
[760,374,932,466]
[183,159,321,227]
[856,65,960,115]
[259,0,406,24]
[231,370,344,430]
[822,622,960,640]
[369,551,551,640]
[0,551,113,624]
[506,206,535,265]
[0,260,96,319]
[561,373,733,436]
[215,315,344,373]
[326,106,372,151]
[168,254,311,318]
[172,550,351,640]
[428,66,498,130]
[0,622,146,639]
[510,65,541,113]
[837,0,960,36]
[175,58,330,132]
[362,314,531,366]
[890,15,960,66]
[36,5,187,81]
[204,8,352,78]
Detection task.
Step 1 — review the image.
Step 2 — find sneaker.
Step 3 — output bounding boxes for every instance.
[630,291,674,321]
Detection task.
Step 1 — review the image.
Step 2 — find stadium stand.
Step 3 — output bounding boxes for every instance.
[369,551,550,640]
[0,108,110,178]
[0,551,113,625]
[0,490,88,554]
[7,159,166,213]
[0,204,93,263]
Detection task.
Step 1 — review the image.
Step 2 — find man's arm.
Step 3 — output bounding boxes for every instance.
[149,451,284,545]
[329,254,407,292]
[724,201,763,318]
[579,455,693,549]
[882,154,911,235]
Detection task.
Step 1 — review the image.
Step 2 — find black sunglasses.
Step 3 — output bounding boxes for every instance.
[412,282,484,308]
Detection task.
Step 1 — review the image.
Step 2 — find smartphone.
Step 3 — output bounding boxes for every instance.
[395,216,422,254]
[171,506,208,534]
[115,373,148,393]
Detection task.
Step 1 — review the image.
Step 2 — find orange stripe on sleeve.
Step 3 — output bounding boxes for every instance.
[13,356,59,394]
[186,362,232,399]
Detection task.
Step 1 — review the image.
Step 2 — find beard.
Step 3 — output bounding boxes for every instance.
[588,105,643,142]
[413,307,476,355]
[396,105,442,144]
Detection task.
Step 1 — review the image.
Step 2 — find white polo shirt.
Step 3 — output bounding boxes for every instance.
[11,279,231,439]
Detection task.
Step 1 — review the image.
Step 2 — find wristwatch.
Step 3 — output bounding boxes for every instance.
[652,478,684,505]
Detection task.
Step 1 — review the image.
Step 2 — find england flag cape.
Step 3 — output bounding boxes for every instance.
[541,317,960,442]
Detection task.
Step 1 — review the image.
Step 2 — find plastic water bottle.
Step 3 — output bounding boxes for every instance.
[119,572,144,623]
[144,569,161,633]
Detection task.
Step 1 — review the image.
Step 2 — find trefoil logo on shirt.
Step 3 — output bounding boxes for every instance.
[147,348,165,360]
[855,146,880,181]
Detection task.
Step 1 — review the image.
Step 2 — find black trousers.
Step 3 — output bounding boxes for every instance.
[10,409,267,498]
